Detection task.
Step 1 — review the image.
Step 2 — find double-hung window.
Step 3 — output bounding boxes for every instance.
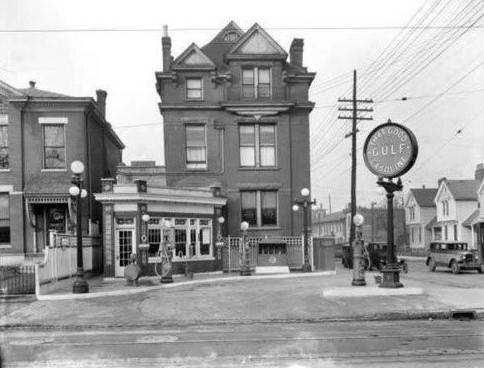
[0,193,10,245]
[42,123,66,169]
[186,78,203,100]
[241,190,278,227]
[242,67,271,99]
[185,124,207,169]
[239,124,276,168]
[0,123,8,169]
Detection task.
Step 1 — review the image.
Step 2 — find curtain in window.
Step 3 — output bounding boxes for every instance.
[240,125,256,166]
[261,191,277,225]
[258,68,271,97]
[200,228,211,255]
[242,69,255,98]
[186,125,206,166]
[186,79,202,99]
[241,191,257,225]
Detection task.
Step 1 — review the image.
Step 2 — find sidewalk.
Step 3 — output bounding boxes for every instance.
[1,262,483,329]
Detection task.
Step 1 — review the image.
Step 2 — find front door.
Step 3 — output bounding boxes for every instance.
[115,229,135,277]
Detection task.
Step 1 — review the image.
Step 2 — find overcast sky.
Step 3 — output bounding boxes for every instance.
[1,0,483,211]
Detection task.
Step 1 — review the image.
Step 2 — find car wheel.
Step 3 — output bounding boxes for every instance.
[428,258,436,272]
[451,261,461,274]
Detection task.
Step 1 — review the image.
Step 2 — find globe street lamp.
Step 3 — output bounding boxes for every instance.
[240,221,251,276]
[70,160,89,294]
[293,188,316,272]
[351,213,367,286]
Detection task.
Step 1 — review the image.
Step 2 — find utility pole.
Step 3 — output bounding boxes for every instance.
[338,70,373,252]
[371,201,377,242]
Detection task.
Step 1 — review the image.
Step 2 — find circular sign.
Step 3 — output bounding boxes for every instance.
[363,121,418,178]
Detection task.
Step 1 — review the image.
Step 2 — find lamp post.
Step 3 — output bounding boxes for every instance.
[293,187,316,272]
[351,213,366,286]
[240,221,251,276]
[70,160,89,294]
[377,177,404,288]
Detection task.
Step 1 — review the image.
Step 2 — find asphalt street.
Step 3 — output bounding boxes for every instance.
[1,320,484,367]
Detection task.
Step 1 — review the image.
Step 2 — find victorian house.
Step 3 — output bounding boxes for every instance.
[0,79,124,258]
[405,186,438,250]
[155,22,315,238]
[431,164,483,247]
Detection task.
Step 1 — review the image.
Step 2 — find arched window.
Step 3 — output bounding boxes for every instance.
[223,31,239,42]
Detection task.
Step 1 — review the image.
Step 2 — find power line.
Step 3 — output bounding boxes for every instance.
[2,25,484,33]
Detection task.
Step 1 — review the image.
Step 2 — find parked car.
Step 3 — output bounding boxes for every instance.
[426,241,482,274]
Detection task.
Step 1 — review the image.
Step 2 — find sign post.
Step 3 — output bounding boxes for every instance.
[363,119,418,288]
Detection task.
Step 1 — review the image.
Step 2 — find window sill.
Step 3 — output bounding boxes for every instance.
[239,167,279,171]
[0,244,12,249]
[41,169,68,172]
[185,167,208,172]
[172,256,215,262]
[0,169,11,172]
[246,226,280,231]
[185,99,204,102]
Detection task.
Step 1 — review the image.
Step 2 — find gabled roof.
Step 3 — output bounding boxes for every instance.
[202,21,244,68]
[409,188,438,207]
[172,43,216,70]
[0,79,23,98]
[446,179,480,201]
[226,23,288,59]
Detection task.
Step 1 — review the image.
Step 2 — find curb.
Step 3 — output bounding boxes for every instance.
[2,309,483,330]
[36,270,338,301]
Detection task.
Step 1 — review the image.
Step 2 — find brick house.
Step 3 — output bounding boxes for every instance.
[155,22,315,238]
[0,79,124,257]
[404,186,438,250]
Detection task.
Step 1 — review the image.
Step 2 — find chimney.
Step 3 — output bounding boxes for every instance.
[475,163,484,182]
[422,184,426,189]
[29,81,36,88]
[438,177,447,186]
[289,38,304,67]
[96,89,107,118]
[162,25,172,72]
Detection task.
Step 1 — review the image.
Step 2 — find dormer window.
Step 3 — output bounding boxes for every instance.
[186,78,203,100]
[223,31,239,42]
[242,67,271,99]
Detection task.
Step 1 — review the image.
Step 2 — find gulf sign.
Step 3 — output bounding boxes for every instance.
[363,121,418,178]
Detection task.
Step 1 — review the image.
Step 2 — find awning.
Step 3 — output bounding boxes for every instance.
[25,193,70,204]
[462,209,479,228]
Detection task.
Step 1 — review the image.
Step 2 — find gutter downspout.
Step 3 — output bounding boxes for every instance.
[289,114,294,235]
[20,97,31,254]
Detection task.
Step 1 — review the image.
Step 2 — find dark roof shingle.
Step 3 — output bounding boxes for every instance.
[410,188,438,207]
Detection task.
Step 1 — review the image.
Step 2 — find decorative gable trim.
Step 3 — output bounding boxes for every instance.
[226,23,288,60]
[434,180,454,205]
[172,43,216,71]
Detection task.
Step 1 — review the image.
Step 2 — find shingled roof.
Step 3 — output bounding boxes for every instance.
[410,188,438,207]
[446,179,480,201]
[17,86,71,98]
